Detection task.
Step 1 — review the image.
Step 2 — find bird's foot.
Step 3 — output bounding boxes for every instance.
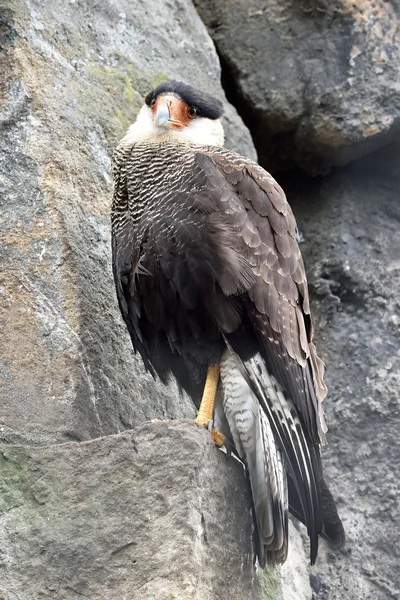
[210,427,226,447]
[195,415,226,447]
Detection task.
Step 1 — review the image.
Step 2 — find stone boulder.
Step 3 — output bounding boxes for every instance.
[194,0,400,174]
[0,421,261,599]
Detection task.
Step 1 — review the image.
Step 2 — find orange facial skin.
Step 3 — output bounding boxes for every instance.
[151,94,196,130]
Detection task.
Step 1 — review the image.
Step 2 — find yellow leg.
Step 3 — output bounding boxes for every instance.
[195,364,220,425]
[195,364,225,447]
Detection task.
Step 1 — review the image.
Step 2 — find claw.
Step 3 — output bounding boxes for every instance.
[194,417,226,448]
[210,427,226,447]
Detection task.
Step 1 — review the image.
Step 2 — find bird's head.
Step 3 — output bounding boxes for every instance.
[123,81,225,147]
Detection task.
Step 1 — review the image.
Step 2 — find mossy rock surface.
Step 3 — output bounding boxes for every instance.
[0,422,262,599]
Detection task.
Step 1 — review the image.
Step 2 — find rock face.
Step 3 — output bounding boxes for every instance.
[282,167,400,600]
[3,0,398,598]
[0,421,261,600]
[194,0,400,174]
[0,0,256,447]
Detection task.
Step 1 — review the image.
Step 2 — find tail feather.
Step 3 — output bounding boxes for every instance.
[218,343,344,566]
[242,351,322,564]
[220,348,288,565]
[319,477,345,549]
[220,345,326,565]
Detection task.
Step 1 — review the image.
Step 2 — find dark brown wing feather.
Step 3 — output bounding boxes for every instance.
[196,150,328,446]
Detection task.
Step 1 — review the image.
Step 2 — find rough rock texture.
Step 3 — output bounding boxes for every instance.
[0,0,256,447]
[0,421,262,599]
[194,0,400,174]
[281,167,400,600]
[4,0,398,598]
[279,523,313,600]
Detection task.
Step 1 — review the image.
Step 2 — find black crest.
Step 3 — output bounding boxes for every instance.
[145,80,224,120]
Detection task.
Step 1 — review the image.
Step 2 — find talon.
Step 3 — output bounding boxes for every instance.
[211,427,226,447]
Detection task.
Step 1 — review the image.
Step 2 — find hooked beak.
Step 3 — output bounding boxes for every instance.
[153,100,170,128]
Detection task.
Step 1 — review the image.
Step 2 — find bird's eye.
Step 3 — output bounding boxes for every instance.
[187,106,197,119]
[150,98,156,108]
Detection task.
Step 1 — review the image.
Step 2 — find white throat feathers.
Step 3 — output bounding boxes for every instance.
[121,104,225,148]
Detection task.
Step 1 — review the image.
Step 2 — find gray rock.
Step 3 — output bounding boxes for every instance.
[279,523,313,600]
[194,0,400,174]
[0,420,262,599]
[4,1,393,596]
[281,166,400,599]
[0,0,256,447]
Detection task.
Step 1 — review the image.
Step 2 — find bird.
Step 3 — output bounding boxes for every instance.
[111,80,345,566]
